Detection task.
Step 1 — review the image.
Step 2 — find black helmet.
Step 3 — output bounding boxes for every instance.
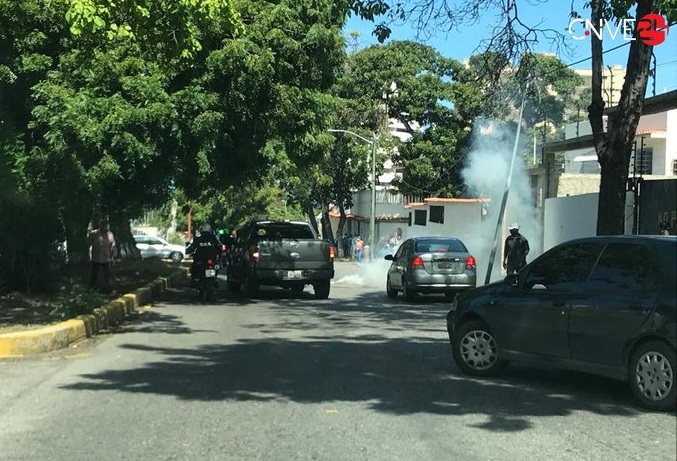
[199,223,213,234]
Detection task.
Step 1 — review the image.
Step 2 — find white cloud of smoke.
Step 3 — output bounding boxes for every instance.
[343,118,542,290]
[459,118,542,285]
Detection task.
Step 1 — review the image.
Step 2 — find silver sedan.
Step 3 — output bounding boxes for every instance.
[385,236,476,301]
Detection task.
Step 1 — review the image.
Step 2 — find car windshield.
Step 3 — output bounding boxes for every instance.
[415,239,467,253]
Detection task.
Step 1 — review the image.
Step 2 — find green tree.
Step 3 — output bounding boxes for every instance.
[336,40,475,197]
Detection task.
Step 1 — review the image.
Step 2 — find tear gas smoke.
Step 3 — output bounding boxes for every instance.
[348,117,542,289]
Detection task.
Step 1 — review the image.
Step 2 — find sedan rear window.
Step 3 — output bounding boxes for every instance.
[415,239,467,253]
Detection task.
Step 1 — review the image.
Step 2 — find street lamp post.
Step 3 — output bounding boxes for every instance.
[328,129,377,262]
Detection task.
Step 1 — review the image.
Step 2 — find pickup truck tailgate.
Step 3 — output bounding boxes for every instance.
[257,240,332,270]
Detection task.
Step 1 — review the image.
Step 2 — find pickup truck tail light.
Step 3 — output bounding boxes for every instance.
[251,246,260,263]
[329,246,335,262]
[465,256,476,269]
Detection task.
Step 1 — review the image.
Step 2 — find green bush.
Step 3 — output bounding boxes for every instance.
[49,279,104,320]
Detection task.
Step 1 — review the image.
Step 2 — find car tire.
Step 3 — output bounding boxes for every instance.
[170,251,183,263]
[402,277,416,301]
[629,340,676,412]
[313,280,330,299]
[386,277,398,298]
[452,320,507,377]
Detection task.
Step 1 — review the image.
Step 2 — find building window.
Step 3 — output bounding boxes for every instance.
[673,159,677,176]
[408,212,412,227]
[414,210,427,226]
[633,146,653,175]
[429,205,444,224]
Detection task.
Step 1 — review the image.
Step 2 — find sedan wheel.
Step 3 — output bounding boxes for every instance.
[629,341,676,411]
[169,251,183,263]
[452,320,507,377]
[402,278,416,301]
[386,277,398,298]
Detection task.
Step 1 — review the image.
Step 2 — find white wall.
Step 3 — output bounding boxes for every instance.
[543,192,635,251]
[544,193,598,251]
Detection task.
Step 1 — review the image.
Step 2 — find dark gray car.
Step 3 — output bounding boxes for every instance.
[447,235,677,411]
[385,236,477,301]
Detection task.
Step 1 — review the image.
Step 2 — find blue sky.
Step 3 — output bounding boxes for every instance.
[343,0,677,95]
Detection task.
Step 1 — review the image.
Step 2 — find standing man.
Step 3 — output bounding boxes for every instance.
[89,215,116,291]
[503,222,529,275]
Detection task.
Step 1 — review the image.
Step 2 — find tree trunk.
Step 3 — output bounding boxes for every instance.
[591,0,655,236]
[110,215,141,260]
[306,204,320,235]
[336,203,347,239]
[65,214,91,266]
[320,203,335,244]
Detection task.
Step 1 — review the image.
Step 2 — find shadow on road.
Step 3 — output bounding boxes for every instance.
[61,284,648,431]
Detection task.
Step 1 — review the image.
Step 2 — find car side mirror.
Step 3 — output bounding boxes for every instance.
[384,254,394,261]
[505,274,519,287]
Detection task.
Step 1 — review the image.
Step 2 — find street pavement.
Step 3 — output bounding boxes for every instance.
[0,261,675,461]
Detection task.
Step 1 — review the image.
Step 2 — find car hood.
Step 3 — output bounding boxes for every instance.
[456,280,505,303]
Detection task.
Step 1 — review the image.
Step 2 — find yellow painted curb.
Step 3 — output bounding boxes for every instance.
[0,270,186,358]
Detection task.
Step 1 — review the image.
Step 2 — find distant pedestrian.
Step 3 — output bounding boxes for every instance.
[503,222,529,275]
[89,215,116,291]
[659,221,671,236]
[355,236,364,262]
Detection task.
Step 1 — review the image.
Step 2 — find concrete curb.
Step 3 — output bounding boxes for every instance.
[0,269,187,358]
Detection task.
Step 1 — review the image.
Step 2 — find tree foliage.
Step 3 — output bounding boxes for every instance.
[0,0,360,290]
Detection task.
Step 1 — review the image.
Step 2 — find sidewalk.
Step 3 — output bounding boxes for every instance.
[0,271,184,358]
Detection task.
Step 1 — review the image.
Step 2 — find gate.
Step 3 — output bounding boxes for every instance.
[637,179,677,235]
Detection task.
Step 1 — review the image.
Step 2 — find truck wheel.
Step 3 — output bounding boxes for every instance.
[314,280,330,299]
[244,275,259,297]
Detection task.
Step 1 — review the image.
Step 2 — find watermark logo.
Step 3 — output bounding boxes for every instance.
[568,13,669,45]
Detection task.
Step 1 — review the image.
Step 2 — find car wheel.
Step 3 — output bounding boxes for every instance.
[452,320,507,377]
[386,277,398,298]
[313,280,330,299]
[170,251,183,263]
[402,277,416,301]
[629,341,676,411]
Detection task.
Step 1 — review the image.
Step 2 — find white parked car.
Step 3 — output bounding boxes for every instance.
[133,235,185,262]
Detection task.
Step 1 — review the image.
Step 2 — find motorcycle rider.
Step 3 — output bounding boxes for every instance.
[187,223,222,287]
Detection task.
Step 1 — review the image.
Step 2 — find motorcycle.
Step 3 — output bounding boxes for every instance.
[194,258,219,301]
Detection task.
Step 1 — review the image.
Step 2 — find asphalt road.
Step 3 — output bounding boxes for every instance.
[0,261,675,461]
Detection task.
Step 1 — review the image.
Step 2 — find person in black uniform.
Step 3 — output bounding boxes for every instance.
[187,224,222,286]
[503,222,530,275]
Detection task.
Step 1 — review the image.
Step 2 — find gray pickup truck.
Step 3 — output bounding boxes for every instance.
[226,220,335,299]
